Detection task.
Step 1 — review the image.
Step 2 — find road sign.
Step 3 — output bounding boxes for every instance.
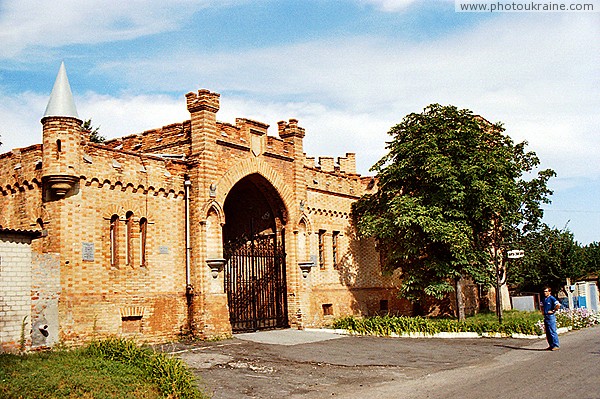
[507,249,525,259]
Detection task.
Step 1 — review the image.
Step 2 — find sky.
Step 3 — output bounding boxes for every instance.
[0,0,598,244]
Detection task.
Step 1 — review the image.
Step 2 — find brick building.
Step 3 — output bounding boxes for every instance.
[0,63,409,349]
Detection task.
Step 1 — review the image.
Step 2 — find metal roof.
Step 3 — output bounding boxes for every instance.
[43,61,79,119]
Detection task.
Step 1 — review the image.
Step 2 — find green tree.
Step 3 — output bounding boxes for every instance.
[352,104,555,321]
[510,226,585,295]
[581,242,600,276]
[83,119,105,143]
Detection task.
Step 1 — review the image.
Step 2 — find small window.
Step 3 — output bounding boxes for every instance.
[322,304,333,316]
[318,230,326,270]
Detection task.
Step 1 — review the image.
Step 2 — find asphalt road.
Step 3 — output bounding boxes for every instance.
[167,325,600,399]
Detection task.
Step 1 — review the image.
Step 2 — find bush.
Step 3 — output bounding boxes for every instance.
[333,312,545,336]
[86,337,206,399]
[555,308,599,330]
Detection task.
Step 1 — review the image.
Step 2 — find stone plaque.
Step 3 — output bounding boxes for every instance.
[159,246,169,254]
[82,242,95,261]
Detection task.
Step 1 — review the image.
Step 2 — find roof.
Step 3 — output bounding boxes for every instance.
[43,61,79,119]
[0,227,43,237]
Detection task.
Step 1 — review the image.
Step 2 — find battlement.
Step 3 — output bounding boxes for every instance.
[104,121,191,155]
[278,119,305,139]
[236,118,269,136]
[185,89,220,113]
[304,153,356,175]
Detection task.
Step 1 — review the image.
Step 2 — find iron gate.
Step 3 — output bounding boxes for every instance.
[224,234,288,332]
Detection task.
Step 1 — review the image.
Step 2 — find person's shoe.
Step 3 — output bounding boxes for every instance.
[551,347,560,351]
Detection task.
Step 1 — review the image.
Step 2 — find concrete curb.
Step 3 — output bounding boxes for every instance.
[305,326,571,340]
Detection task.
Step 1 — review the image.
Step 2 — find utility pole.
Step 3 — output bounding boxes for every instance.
[494,246,503,324]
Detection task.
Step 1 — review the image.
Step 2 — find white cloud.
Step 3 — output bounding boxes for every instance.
[0,0,248,60]
[93,12,599,180]
[357,0,422,12]
[77,92,189,140]
[0,92,47,150]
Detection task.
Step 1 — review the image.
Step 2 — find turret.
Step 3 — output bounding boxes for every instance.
[186,89,220,157]
[41,62,83,198]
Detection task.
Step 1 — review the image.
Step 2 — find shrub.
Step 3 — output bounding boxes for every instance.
[333,312,545,336]
[86,337,206,399]
[555,308,599,330]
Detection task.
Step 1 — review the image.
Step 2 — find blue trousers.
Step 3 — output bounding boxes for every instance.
[544,315,560,348]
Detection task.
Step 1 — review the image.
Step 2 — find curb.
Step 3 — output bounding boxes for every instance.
[305,326,571,340]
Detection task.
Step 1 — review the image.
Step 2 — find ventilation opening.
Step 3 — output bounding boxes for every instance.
[380,299,389,312]
[322,303,333,316]
[121,315,143,333]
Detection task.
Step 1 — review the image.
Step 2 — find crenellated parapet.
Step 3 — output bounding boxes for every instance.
[80,144,188,198]
[185,89,220,113]
[103,121,192,155]
[278,119,305,139]
[215,117,296,162]
[304,152,357,175]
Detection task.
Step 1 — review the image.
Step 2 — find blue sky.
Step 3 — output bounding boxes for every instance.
[1,0,599,244]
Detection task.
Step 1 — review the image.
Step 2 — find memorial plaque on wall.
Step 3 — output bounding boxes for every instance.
[159,246,169,254]
[82,242,95,261]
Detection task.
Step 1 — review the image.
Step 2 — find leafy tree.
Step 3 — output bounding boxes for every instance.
[352,104,555,321]
[509,226,586,295]
[83,119,105,143]
[581,242,600,276]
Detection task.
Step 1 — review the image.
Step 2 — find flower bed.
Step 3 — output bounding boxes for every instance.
[332,309,598,338]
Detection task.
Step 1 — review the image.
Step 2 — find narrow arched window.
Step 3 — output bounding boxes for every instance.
[332,231,340,270]
[125,211,134,266]
[318,229,326,270]
[139,217,147,267]
[110,214,119,266]
[56,139,62,159]
[298,220,308,262]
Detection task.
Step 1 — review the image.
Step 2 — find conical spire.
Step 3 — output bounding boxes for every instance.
[43,61,79,119]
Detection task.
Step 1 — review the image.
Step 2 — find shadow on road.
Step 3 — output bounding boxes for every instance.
[495,344,547,351]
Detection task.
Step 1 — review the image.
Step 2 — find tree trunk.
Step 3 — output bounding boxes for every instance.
[455,275,466,322]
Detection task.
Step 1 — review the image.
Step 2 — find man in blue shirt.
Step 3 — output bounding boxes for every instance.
[541,287,561,350]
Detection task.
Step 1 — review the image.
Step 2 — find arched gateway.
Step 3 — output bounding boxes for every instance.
[223,174,289,332]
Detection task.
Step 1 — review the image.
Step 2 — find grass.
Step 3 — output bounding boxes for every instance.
[0,338,209,399]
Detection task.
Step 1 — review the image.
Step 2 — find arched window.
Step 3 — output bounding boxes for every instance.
[318,229,326,270]
[332,231,340,270]
[56,139,62,159]
[125,211,134,266]
[110,214,119,266]
[139,217,147,267]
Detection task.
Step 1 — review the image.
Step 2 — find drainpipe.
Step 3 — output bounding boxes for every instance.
[184,175,194,332]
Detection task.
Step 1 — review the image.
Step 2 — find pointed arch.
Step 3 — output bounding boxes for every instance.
[215,158,294,224]
[200,200,225,225]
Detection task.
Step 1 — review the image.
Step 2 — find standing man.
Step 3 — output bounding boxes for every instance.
[541,287,561,351]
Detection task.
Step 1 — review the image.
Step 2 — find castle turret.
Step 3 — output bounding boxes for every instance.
[41,62,82,198]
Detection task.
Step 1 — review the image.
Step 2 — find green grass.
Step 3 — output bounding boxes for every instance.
[0,338,209,399]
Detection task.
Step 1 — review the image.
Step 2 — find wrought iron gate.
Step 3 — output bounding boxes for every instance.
[224,234,288,332]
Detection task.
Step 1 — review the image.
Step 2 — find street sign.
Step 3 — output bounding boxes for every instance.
[507,249,525,259]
